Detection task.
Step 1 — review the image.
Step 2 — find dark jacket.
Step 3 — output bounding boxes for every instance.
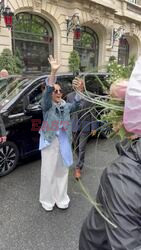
[0,115,6,137]
[67,91,97,133]
[79,139,141,250]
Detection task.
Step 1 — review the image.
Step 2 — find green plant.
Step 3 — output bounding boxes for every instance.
[68,50,80,73]
[109,56,116,62]
[100,57,135,139]
[0,48,23,74]
[107,56,135,86]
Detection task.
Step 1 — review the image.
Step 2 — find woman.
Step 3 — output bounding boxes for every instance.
[39,55,82,211]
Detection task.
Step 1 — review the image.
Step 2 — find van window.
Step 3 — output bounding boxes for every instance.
[85,75,108,95]
[28,81,45,105]
[10,99,24,114]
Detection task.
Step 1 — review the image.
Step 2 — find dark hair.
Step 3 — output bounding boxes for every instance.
[54,82,63,90]
[55,82,61,87]
[40,81,46,92]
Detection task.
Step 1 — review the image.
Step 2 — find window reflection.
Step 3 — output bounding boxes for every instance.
[74,27,99,72]
[12,13,54,73]
[118,37,129,66]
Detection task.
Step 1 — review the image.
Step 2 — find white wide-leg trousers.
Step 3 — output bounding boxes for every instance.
[39,137,70,210]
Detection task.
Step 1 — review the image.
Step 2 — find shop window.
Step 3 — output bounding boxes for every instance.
[12,13,54,73]
[73,27,99,72]
[118,37,129,66]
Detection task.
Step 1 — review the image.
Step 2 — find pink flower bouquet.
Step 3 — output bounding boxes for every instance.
[110,79,128,100]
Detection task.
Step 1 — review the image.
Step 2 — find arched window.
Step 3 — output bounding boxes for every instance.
[73,27,99,72]
[118,37,129,66]
[12,13,54,73]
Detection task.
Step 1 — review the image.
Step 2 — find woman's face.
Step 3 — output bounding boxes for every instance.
[52,84,63,103]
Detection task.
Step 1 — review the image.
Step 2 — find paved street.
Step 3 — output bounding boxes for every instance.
[0,138,117,250]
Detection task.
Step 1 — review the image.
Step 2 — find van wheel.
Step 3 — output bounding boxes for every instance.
[0,141,19,177]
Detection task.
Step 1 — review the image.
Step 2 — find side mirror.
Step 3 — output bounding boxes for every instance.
[24,104,42,115]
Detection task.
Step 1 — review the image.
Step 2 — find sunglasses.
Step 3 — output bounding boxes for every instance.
[53,89,63,94]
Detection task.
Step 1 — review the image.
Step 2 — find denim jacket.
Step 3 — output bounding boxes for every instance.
[40,86,81,144]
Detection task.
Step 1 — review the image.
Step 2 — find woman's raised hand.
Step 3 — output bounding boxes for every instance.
[48,55,60,74]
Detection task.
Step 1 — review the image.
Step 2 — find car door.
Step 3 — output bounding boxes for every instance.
[24,80,45,152]
[6,94,39,157]
[6,79,44,157]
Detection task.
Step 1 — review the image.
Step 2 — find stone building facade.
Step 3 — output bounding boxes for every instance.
[0,0,141,73]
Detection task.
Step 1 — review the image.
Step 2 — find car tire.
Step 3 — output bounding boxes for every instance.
[0,141,19,177]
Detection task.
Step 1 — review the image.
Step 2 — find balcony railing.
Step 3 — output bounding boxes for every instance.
[127,0,141,14]
[128,0,141,5]
[128,0,136,3]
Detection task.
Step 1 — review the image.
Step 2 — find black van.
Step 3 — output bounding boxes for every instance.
[0,73,110,176]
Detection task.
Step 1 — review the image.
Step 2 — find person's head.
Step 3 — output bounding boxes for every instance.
[0,69,9,78]
[52,83,63,103]
[40,82,46,92]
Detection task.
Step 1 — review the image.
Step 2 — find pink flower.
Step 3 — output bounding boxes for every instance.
[110,79,128,100]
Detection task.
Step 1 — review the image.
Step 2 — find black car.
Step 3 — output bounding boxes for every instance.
[0,73,110,177]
